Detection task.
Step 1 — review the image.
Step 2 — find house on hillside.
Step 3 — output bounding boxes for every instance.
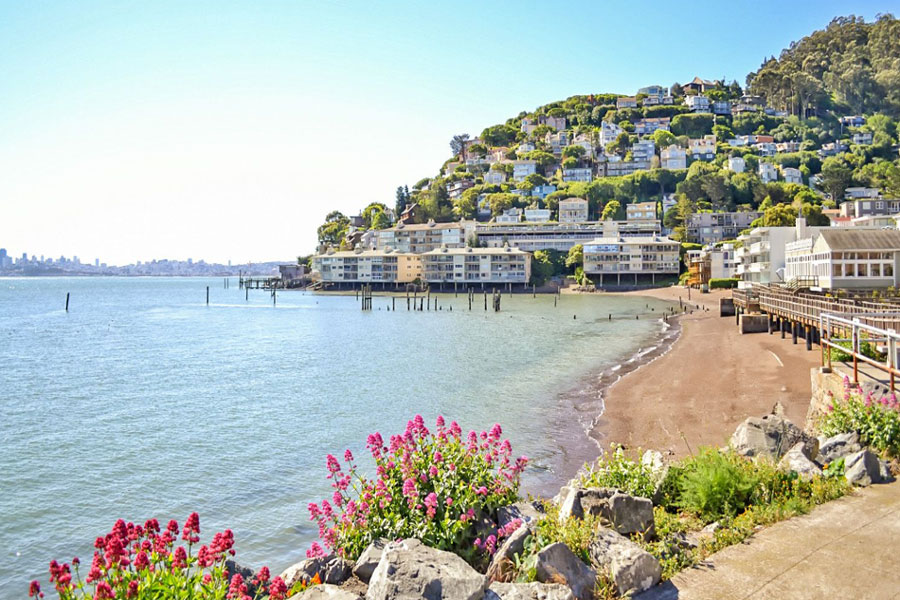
[638,85,667,99]
[512,160,537,181]
[399,202,420,224]
[759,162,778,183]
[542,115,567,131]
[635,117,671,135]
[782,167,803,184]
[559,198,589,223]
[776,141,801,153]
[685,95,711,112]
[712,100,731,115]
[661,145,686,170]
[852,132,873,145]
[632,140,655,163]
[562,167,592,183]
[447,179,475,199]
[599,121,624,148]
[521,118,538,135]
[754,142,777,157]
[616,96,638,109]
[484,169,507,185]
[688,136,716,161]
[684,77,717,94]
[727,156,745,173]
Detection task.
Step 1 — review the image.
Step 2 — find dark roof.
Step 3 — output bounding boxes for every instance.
[817,228,900,250]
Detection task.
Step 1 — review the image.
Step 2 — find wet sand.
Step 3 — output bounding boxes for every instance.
[595,287,821,458]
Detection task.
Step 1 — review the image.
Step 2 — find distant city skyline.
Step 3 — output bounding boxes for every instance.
[0,0,890,264]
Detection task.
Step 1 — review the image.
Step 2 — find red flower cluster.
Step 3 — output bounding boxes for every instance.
[38,513,283,600]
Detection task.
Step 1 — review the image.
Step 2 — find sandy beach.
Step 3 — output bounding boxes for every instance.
[596,287,822,458]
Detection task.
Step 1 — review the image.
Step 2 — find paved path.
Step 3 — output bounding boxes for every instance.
[637,481,900,600]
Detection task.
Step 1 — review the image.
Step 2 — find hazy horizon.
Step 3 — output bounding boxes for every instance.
[0,0,890,264]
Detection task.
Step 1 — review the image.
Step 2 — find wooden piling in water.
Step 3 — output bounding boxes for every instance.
[65,293,70,312]
[206,286,209,305]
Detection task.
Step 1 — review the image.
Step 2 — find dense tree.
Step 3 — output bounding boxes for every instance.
[395,185,410,215]
[671,113,714,137]
[651,129,676,149]
[565,244,583,271]
[450,134,470,159]
[481,124,519,146]
[317,211,350,245]
[820,155,854,200]
[601,200,624,220]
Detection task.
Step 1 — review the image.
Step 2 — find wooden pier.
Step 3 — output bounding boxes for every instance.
[239,276,281,290]
[732,285,900,389]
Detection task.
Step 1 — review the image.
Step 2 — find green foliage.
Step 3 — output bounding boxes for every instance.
[565,244,583,271]
[709,278,739,289]
[671,113,714,138]
[530,249,566,286]
[317,211,349,245]
[819,386,900,456]
[579,446,656,499]
[481,124,519,147]
[601,200,624,220]
[676,449,759,521]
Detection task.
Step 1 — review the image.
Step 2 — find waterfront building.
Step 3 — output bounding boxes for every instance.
[474,220,661,252]
[375,220,475,253]
[785,229,900,289]
[735,218,833,288]
[686,243,738,287]
[422,244,531,286]
[558,198,590,223]
[583,223,680,285]
[311,246,423,285]
[687,211,761,244]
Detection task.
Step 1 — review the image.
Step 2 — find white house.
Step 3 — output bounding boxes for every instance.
[517,141,536,154]
[759,162,778,183]
[727,156,745,173]
[558,198,590,223]
[599,122,623,148]
[712,100,731,115]
[776,141,801,153]
[661,145,686,170]
[689,135,716,161]
[524,208,551,222]
[512,160,537,182]
[496,208,522,223]
[616,96,638,109]
[782,167,802,184]
[685,95,711,112]
[484,170,507,185]
[754,142,777,157]
[851,132,873,145]
[562,167,592,182]
[632,139,655,163]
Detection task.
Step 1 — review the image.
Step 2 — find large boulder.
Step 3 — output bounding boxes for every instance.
[816,432,862,465]
[487,524,531,581]
[365,539,488,600]
[281,555,353,588]
[730,414,818,461]
[498,501,545,529]
[534,542,597,600]
[296,584,363,600]
[589,529,661,597]
[353,539,388,584]
[778,442,823,480]
[844,449,884,487]
[485,582,574,600]
[559,488,654,538]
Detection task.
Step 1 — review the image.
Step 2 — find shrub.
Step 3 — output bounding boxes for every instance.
[709,278,739,289]
[36,514,287,600]
[819,378,900,456]
[676,449,758,521]
[579,445,656,499]
[307,416,527,565]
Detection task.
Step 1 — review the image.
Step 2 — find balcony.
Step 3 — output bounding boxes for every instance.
[749,241,770,255]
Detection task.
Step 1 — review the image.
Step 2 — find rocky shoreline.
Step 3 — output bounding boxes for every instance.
[260,404,894,600]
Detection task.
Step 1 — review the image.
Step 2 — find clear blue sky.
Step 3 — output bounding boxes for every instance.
[0,0,893,264]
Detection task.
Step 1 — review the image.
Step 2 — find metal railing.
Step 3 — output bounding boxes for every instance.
[820,311,900,390]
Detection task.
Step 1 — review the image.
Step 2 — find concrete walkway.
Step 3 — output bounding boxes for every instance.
[637,481,900,600]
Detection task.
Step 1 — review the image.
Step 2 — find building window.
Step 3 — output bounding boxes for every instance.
[857,263,868,277]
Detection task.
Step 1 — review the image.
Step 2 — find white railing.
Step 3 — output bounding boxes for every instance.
[819,311,900,390]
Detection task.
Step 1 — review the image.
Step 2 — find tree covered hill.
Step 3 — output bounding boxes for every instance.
[316,14,900,249]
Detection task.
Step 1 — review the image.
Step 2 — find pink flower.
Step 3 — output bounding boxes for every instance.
[182,512,200,543]
[95,581,113,600]
[268,577,288,600]
[424,493,438,519]
[306,542,326,559]
[171,545,187,569]
[436,415,445,428]
[134,551,150,570]
[344,449,354,463]
[402,478,418,499]
[29,581,42,598]
[126,580,139,598]
[253,566,270,586]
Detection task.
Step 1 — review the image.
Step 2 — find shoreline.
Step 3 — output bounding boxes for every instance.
[593,286,821,459]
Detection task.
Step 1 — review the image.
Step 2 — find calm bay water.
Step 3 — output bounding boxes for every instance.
[0,277,673,596]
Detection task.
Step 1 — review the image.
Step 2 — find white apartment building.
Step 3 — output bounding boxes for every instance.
[735,218,833,288]
[475,220,661,252]
[583,225,680,285]
[376,220,475,253]
[484,169,507,184]
[311,246,423,285]
[524,208,551,222]
[599,122,624,148]
[661,145,686,170]
[785,229,900,290]
[422,244,531,286]
[562,167,592,182]
[496,208,522,223]
[687,211,761,244]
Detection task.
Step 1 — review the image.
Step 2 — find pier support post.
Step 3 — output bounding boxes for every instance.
[206,286,209,305]
[792,321,798,344]
[805,325,812,351]
[780,318,785,339]
[65,293,70,312]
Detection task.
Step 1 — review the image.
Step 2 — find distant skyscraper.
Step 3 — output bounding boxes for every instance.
[95,258,99,267]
